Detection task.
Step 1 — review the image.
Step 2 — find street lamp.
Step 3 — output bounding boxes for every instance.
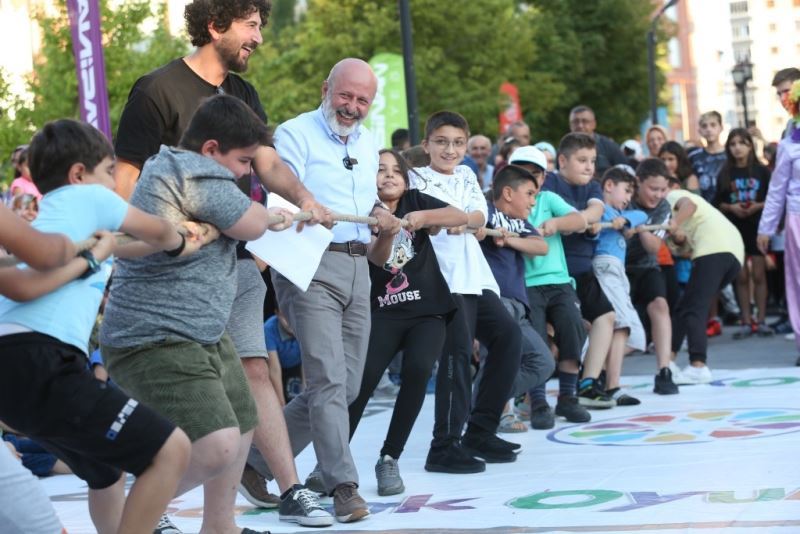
[647,0,679,126]
[732,59,753,127]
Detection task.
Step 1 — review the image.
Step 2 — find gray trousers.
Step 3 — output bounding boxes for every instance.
[474,297,555,400]
[248,251,370,492]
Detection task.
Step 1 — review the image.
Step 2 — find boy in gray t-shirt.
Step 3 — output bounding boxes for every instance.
[100,95,305,533]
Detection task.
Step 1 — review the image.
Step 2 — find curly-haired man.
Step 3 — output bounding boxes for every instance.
[113,1,334,532]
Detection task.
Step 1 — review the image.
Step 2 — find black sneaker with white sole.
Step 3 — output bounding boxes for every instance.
[279,484,334,527]
[461,432,517,463]
[654,367,680,395]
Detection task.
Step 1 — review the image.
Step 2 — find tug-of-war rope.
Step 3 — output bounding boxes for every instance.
[0,211,677,268]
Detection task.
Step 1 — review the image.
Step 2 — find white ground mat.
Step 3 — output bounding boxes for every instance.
[44,367,800,533]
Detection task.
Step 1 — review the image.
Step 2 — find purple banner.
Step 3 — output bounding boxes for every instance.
[66,0,111,139]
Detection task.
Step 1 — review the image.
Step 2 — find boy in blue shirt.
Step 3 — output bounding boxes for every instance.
[539,133,617,410]
[0,119,197,533]
[479,164,556,430]
[591,166,649,405]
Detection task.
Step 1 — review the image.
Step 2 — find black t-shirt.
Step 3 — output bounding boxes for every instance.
[369,189,456,320]
[115,58,267,167]
[714,163,771,238]
[541,172,602,276]
[115,58,268,260]
[481,201,539,309]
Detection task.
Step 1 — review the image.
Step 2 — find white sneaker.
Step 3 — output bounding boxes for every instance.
[681,364,713,385]
[785,333,796,341]
[668,361,691,385]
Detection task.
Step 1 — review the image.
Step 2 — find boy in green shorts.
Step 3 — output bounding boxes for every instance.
[100,95,303,534]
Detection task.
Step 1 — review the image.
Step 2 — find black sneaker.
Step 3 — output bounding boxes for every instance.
[492,434,522,453]
[529,401,555,430]
[555,395,591,422]
[461,432,517,463]
[577,379,615,409]
[154,514,182,534]
[425,442,486,474]
[606,387,641,406]
[279,484,334,527]
[654,367,679,395]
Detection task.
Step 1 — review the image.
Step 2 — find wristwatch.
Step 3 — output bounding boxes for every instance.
[78,250,101,279]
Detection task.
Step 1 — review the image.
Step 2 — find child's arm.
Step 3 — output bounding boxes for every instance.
[582,200,604,225]
[0,205,75,269]
[402,206,468,232]
[497,230,548,258]
[114,221,220,259]
[0,232,115,302]
[266,351,286,406]
[367,225,401,266]
[668,197,696,245]
[539,212,586,237]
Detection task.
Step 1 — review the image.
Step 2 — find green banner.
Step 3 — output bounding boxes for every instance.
[365,53,408,149]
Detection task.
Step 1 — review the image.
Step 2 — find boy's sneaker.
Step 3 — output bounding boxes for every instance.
[492,433,522,453]
[304,467,326,495]
[529,401,555,429]
[424,442,486,474]
[756,322,774,337]
[375,455,405,496]
[732,323,754,340]
[653,367,680,395]
[555,395,591,423]
[577,379,615,409]
[461,431,517,463]
[668,361,692,385]
[279,484,334,527]
[332,482,370,523]
[606,387,641,406]
[681,364,713,385]
[706,318,722,337]
[238,464,281,508]
[154,514,182,534]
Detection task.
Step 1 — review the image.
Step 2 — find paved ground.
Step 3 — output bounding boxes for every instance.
[623,321,798,375]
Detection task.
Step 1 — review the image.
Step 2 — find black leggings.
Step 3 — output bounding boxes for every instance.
[672,253,741,362]
[348,315,446,459]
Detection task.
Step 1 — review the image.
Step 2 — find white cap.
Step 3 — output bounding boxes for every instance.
[508,145,547,170]
[622,139,642,157]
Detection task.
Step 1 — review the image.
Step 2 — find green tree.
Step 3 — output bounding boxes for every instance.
[2,1,187,165]
[249,0,562,138]
[526,0,663,143]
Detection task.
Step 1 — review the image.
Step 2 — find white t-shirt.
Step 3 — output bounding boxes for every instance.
[0,185,128,353]
[410,165,499,296]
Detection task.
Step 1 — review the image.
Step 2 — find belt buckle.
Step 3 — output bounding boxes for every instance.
[347,241,358,256]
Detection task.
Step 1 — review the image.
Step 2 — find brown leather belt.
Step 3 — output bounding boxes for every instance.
[328,241,367,256]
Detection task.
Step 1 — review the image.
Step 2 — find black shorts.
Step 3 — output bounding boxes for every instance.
[628,267,667,308]
[0,333,176,489]
[527,283,586,363]
[573,271,614,322]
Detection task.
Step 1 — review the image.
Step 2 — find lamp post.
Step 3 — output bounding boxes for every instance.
[647,0,679,125]
[398,0,420,145]
[732,60,753,127]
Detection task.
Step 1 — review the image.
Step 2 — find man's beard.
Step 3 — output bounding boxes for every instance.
[216,35,251,73]
[322,93,364,137]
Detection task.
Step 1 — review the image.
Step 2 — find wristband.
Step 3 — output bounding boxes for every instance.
[164,233,186,257]
[78,250,101,279]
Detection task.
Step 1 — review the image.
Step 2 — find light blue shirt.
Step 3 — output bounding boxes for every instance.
[0,185,128,353]
[595,205,648,263]
[274,106,379,243]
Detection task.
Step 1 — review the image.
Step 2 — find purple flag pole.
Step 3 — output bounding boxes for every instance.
[66,0,112,140]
